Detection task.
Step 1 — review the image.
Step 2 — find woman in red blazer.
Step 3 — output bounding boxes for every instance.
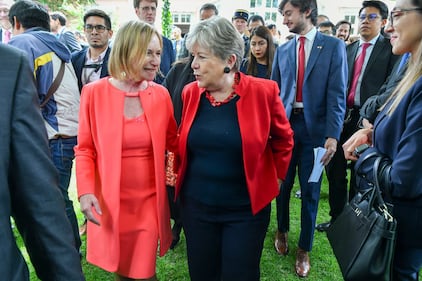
[176,16,294,281]
[74,21,177,281]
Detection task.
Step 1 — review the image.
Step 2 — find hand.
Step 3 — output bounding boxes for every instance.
[321,137,337,166]
[277,178,283,186]
[342,128,373,161]
[362,118,374,129]
[80,193,102,226]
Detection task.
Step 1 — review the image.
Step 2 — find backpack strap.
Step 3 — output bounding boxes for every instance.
[40,61,65,108]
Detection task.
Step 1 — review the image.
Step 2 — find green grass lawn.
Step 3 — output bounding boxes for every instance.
[17,170,344,281]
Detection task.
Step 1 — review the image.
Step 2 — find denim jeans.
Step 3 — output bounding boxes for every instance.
[49,137,81,252]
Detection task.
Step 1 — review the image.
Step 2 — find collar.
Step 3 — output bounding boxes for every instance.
[359,34,380,46]
[296,27,317,43]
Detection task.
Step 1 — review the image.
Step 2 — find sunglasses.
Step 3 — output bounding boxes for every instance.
[359,13,380,22]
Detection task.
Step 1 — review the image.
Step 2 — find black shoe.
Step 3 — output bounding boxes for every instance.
[316,221,331,232]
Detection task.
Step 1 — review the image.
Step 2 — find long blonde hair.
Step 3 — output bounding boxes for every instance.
[384,31,422,115]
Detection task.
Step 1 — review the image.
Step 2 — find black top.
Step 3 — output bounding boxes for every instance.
[182,94,250,207]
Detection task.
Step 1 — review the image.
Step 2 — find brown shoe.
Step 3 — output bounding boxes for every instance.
[295,248,310,277]
[274,231,289,256]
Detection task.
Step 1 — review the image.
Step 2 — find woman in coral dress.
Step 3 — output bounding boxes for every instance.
[74,21,177,281]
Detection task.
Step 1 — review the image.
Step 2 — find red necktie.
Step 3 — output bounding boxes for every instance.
[296,36,306,102]
[4,30,11,44]
[347,42,371,108]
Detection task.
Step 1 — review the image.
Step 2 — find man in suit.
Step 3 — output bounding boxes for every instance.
[317,0,399,232]
[0,43,85,281]
[9,0,82,254]
[271,0,348,277]
[0,0,12,44]
[133,0,175,84]
[72,8,113,92]
[50,11,82,53]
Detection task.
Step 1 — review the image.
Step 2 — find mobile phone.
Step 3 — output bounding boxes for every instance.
[353,144,369,157]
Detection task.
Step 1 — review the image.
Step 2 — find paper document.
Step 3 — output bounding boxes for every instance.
[308,147,327,183]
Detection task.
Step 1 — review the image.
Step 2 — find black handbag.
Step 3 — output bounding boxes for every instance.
[326,156,397,281]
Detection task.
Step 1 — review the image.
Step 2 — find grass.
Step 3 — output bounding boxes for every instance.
[17,170,344,281]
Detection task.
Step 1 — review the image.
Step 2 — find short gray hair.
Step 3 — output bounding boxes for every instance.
[186,16,244,71]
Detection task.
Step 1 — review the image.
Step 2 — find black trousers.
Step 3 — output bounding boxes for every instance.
[325,108,360,220]
[181,196,270,281]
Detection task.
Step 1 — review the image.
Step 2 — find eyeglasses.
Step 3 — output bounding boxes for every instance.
[359,13,380,22]
[389,8,422,26]
[140,6,156,12]
[84,24,108,33]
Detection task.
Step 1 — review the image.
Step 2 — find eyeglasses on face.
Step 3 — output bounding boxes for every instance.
[359,13,380,22]
[389,7,422,25]
[140,6,156,12]
[84,24,108,33]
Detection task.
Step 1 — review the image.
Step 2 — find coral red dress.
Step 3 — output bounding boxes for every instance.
[117,112,158,278]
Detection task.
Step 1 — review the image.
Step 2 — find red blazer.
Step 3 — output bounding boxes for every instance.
[176,73,294,214]
[74,78,177,271]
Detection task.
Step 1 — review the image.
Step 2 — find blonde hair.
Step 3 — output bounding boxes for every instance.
[108,20,162,82]
[384,40,422,115]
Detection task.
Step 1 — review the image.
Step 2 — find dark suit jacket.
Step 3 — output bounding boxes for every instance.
[346,35,399,107]
[71,46,111,92]
[272,31,348,144]
[58,27,82,53]
[0,44,84,280]
[360,54,407,123]
[356,76,422,248]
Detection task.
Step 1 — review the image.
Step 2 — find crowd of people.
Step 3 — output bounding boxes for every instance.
[1,0,421,280]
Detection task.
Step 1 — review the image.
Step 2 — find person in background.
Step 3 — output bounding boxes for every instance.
[267,22,281,46]
[176,16,294,281]
[171,25,183,58]
[247,14,265,33]
[71,8,113,236]
[9,0,82,254]
[72,9,113,92]
[240,25,275,79]
[318,20,335,35]
[177,2,218,59]
[0,43,85,281]
[232,8,250,58]
[0,0,12,43]
[50,11,82,53]
[75,20,177,281]
[343,0,422,279]
[317,0,399,233]
[133,0,175,84]
[335,19,352,43]
[272,0,348,277]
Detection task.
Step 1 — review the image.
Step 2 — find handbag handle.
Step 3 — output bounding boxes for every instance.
[372,157,394,222]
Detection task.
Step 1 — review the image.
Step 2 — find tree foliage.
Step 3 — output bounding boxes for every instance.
[38,0,96,12]
[161,0,172,38]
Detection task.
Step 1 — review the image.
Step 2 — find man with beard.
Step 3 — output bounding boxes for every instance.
[71,9,113,92]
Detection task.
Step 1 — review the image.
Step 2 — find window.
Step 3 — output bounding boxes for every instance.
[250,0,256,8]
[266,0,271,8]
[173,13,191,24]
[273,0,278,8]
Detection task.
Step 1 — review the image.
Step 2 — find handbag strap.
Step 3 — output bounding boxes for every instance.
[40,61,65,108]
[372,157,395,222]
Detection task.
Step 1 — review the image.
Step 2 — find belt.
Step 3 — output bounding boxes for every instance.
[51,135,75,140]
[293,108,304,114]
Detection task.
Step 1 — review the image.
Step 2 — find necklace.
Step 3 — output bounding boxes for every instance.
[205,72,240,107]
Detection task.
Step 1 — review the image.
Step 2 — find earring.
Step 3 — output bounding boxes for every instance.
[121,71,126,77]
[223,66,230,73]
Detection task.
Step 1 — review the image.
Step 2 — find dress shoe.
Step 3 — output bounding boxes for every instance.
[170,223,182,250]
[274,231,289,256]
[316,221,331,232]
[295,248,310,277]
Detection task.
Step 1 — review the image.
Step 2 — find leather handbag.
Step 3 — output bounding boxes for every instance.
[327,156,397,281]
